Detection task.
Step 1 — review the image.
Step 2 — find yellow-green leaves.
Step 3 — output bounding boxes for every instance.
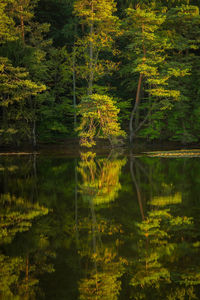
[0,1,16,44]
[77,94,126,147]
[0,57,45,107]
[74,0,117,25]
[74,0,119,95]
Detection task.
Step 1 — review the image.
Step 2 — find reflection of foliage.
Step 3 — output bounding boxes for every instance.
[79,259,124,300]
[77,152,126,299]
[0,188,53,299]
[78,216,125,300]
[0,254,23,298]
[78,152,126,205]
[149,192,182,206]
[0,164,18,172]
[129,191,200,299]
[132,208,192,286]
[1,154,200,299]
[0,247,55,299]
[0,193,49,244]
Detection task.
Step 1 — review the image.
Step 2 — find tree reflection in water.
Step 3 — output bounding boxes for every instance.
[0,156,53,300]
[128,155,200,300]
[77,151,126,300]
[0,154,200,299]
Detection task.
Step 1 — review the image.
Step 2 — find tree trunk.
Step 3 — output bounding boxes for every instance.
[30,96,37,148]
[20,5,25,43]
[129,23,146,144]
[129,73,143,143]
[88,3,94,95]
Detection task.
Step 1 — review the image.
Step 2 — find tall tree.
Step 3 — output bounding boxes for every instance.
[74,0,126,147]
[122,4,199,143]
[74,0,119,95]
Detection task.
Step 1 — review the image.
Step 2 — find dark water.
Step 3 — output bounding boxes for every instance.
[0,151,200,300]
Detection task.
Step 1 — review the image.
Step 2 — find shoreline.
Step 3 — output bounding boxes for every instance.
[1,139,200,156]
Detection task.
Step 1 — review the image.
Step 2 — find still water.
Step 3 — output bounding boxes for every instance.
[0,150,200,300]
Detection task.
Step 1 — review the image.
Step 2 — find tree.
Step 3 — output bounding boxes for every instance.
[74,0,119,95]
[77,94,126,147]
[0,0,49,146]
[163,5,200,143]
[123,5,193,143]
[0,0,16,43]
[0,57,45,145]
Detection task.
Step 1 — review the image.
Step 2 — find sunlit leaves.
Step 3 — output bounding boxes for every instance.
[77,94,126,147]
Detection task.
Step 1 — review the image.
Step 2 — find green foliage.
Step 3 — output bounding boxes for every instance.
[122,4,200,141]
[77,94,126,147]
[0,0,16,43]
[73,0,121,131]
[0,57,46,144]
[1,0,200,145]
[36,47,73,141]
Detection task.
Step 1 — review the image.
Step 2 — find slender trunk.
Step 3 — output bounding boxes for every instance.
[20,5,25,43]
[88,24,94,95]
[134,107,139,128]
[73,25,77,128]
[129,23,146,144]
[30,96,37,148]
[129,73,143,143]
[134,100,156,135]
[88,3,94,95]
[135,86,144,128]
[134,107,152,134]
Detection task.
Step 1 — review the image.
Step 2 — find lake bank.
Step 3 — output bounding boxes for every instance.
[1,138,200,157]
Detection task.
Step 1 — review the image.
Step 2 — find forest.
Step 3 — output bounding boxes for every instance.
[1,0,200,148]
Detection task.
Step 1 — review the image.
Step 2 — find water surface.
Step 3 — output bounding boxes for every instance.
[0,151,200,299]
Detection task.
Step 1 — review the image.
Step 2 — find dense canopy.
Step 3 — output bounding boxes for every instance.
[1,0,200,147]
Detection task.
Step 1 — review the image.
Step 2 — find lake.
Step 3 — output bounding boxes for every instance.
[0,150,200,299]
